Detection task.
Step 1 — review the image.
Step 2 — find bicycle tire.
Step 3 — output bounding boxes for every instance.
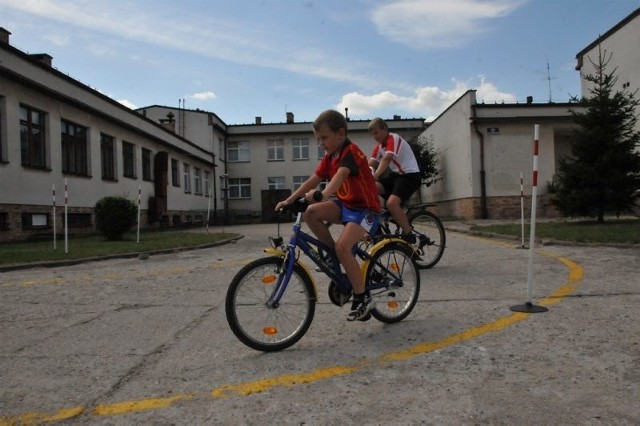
[366,242,420,324]
[225,256,316,352]
[409,210,446,269]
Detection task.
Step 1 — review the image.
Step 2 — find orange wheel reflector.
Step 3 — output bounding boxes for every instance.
[263,326,278,335]
[391,263,400,272]
[387,301,399,309]
[262,275,277,284]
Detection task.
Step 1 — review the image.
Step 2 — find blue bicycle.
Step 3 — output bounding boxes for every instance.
[225,198,421,352]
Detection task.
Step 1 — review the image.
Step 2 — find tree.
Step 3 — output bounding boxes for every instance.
[550,47,640,222]
[408,134,440,187]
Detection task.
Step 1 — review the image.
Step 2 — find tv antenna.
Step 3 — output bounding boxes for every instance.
[546,62,556,103]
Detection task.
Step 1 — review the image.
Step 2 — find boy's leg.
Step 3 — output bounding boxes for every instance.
[303,201,341,249]
[386,193,412,234]
[335,222,367,294]
[337,221,375,321]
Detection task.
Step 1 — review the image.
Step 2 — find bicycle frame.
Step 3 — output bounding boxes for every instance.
[265,209,404,308]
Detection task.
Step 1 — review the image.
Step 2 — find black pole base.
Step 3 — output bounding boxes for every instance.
[510,301,548,313]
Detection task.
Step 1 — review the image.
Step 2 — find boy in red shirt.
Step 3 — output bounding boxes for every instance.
[275,110,381,321]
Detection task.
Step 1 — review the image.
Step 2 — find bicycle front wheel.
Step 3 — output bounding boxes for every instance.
[409,210,446,269]
[225,256,316,352]
[366,242,420,324]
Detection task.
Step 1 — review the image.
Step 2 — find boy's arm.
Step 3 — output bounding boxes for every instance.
[314,167,350,201]
[373,152,393,179]
[275,174,322,210]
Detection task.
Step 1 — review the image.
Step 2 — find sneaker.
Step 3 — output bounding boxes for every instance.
[315,253,335,272]
[347,294,373,322]
[399,232,416,244]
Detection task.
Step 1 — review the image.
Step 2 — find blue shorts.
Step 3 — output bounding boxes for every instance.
[333,200,380,234]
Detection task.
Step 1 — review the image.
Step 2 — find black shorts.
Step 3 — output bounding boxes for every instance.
[378,172,421,202]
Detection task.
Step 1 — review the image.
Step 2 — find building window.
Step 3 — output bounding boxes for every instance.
[20,105,47,169]
[22,213,49,230]
[204,171,211,196]
[142,148,152,181]
[100,133,116,180]
[267,139,284,161]
[61,119,88,176]
[67,213,92,228]
[194,167,202,194]
[229,178,251,199]
[293,175,309,190]
[292,138,309,160]
[227,140,250,162]
[268,176,285,190]
[171,158,180,186]
[0,212,8,231]
[183,163,191,193]
[0,109,4,162]
[122,141,136,178]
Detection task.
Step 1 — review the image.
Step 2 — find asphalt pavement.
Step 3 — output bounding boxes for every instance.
[0,222,638,425]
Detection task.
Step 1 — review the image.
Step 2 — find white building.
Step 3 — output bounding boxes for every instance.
[422,7,639,219]
[0,28,423,241]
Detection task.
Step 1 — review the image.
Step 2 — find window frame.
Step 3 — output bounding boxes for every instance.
[227,140,250,162]
[122,141,136,178]
[292,138,309,160]
[228,177,251,199]
[183,163,191,193]
[61,119,89,176]
[100,133,116,181]
[267,176,286,190]
[267,139,284,161]
[142,147,152,181]
[171,158,180,187]
[20,104,47,169]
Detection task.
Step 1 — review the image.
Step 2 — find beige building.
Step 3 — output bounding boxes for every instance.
[576,7,640,134]
[140,106,425,223]
[422,7,640,219]
[0,27,423,241]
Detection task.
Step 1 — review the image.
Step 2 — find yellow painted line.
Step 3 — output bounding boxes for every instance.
[92,394,195,416]
[212,364,362,398]
[0,405,84,425]
[0,240,584,424]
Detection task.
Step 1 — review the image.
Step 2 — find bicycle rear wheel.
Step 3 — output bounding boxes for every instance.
[409,210,446,269]
[366,242,420,324]
[225,256,316,352]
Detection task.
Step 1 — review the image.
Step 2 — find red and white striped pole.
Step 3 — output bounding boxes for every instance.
[136,184,141,244]
[520,172,525,248]
[511,124,547,313]
[64,178,68,254]
[52,184,57,250]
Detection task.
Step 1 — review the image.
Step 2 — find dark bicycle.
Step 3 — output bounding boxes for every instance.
[225,198,421,352]
[372,203,446,269]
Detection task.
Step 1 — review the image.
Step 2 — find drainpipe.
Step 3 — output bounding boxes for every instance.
[472,108,489,219]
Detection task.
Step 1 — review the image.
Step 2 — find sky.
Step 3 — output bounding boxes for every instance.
[1,0,638,125]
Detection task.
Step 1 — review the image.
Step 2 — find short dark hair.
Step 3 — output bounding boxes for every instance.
[313,110,347,133]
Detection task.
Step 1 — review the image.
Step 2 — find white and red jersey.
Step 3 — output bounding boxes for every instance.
[370,133,419,174]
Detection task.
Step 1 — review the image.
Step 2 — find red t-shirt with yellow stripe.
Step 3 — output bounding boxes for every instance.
[315,139,381,212]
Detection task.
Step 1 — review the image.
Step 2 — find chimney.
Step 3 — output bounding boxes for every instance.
[526,96,533,104]
[393,114,401,120]
[286,112,294,124]
[29,53,53,67]
[0,27,10,44]
[159,111,176,132]
[255,116,262,125]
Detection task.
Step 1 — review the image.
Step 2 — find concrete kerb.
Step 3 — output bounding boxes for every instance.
[0,234,244,273]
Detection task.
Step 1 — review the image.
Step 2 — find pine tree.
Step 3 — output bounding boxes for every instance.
[551,47,640,222]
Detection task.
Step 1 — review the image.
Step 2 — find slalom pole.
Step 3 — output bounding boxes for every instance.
[511,124,548,313]
[64,178,68,254]
[136,184,141,244]
[52,184,57,250]
[520,172,526,248]
[206,186,212,234]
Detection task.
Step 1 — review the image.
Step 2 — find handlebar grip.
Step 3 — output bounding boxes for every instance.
[313,190,323,202]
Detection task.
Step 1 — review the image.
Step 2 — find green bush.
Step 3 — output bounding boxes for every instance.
[95,196,137,240]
